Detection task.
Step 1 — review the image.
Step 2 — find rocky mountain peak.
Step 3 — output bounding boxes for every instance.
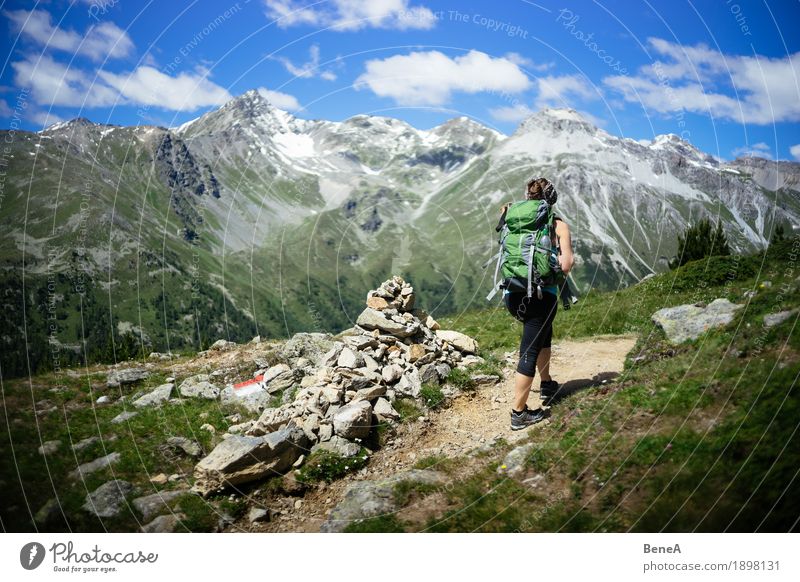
[516,107,597,136]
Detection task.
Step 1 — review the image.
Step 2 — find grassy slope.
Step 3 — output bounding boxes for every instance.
[2,240,798,532]
[408,239,800,532]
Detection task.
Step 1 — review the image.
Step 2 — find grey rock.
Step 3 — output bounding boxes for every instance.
[263,366,299,394]
[497,443,535,479]
[318,423,333,442]
[133,489,188,521]
[434,362,452,380]
[381,363,404,383]
[69,452,121,480]
[353,384,387,401]
[248,405,298,435]
[96,396,111,404]
[356,308,416,337]
[320,343,344,367]
[141,513,186,533]
[248,507,272,523]
[312,435,362,458]
[435,330,478,354]
[165,436,203,458]
[133,383,174,408]
[764,309,797,328]
[652,298,743,343]
[321,470,446,532]
[332,400,373,440]
[209,339,236,351]
[72,436,100,452]
[396,367,422,398]
[220,384,271,413]
[83,480,134,518]
[38,440,61,455]
[178,374,220,399]
[35,498,61,525]
[373,397,400,421]
[111,410,138,424]
[107,368,150,388]
[337,347,365,369]
[280,332,335,366]
[418,363,440,385]
[363,354,380,372]
[192,428,309,497]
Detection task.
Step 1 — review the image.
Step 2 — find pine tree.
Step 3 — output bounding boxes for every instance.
[772,224,786,244]
[670,218,731,269]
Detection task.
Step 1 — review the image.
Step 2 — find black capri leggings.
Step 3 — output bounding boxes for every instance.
[504,291,558,377]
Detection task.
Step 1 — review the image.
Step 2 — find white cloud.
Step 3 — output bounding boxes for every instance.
[791,144,800,161]
[504,52,552,72]
[0,100,13,117]
[535,74,598,109]
[275,44,336,80]
[13,55,231,112]
[29,108,65,128]
[12,55,119,107]
[264,0,437,31]
[98,66,232,111]
[5,9,134,61]
[356,50,531,106]
[257,87,301,110]
[604,38,800,124]
[731,142,774,160]
[489,104,534,123]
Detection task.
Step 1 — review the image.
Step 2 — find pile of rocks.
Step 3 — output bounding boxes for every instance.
[192,276,484,496]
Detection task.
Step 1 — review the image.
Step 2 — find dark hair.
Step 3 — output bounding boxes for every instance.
[526,177,558,205]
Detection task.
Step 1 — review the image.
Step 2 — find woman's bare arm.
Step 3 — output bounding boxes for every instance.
[555,220,575,274]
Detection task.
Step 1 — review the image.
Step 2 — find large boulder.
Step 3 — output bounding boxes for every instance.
[83,480,134,518]
[332,400,373,440]
[356,308,417,338]
[192,428,308,497]
[178,374,220,399]
[320,470,446,532]
[435,330,478,354]
[262,365,299,394]
[107,368,149,388]
[133,383,174,408]
[652,298,743,343]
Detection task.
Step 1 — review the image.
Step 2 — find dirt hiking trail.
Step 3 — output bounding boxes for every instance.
[261,334,638,532]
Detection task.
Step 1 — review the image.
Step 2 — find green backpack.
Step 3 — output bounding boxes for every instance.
[486,199,561,300]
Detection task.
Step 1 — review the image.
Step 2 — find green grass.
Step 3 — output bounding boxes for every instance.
[419,383,446,409]
[422,241,800,532]
[294,449,370,484]
[446,368,475,390]
[393,398,423,422]
[343,514,406,533]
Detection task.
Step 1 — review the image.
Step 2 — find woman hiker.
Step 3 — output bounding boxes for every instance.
[498,177,575,430]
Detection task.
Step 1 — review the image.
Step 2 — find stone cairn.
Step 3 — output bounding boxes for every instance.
[192,276,482,496]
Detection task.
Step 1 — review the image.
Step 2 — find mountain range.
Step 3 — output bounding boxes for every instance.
[2,89,798,376]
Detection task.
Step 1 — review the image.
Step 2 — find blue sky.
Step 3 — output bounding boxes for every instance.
[1,0,799,161]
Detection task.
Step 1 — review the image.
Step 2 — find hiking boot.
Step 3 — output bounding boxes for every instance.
[510,405,546,430]
[540,380,560,405]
